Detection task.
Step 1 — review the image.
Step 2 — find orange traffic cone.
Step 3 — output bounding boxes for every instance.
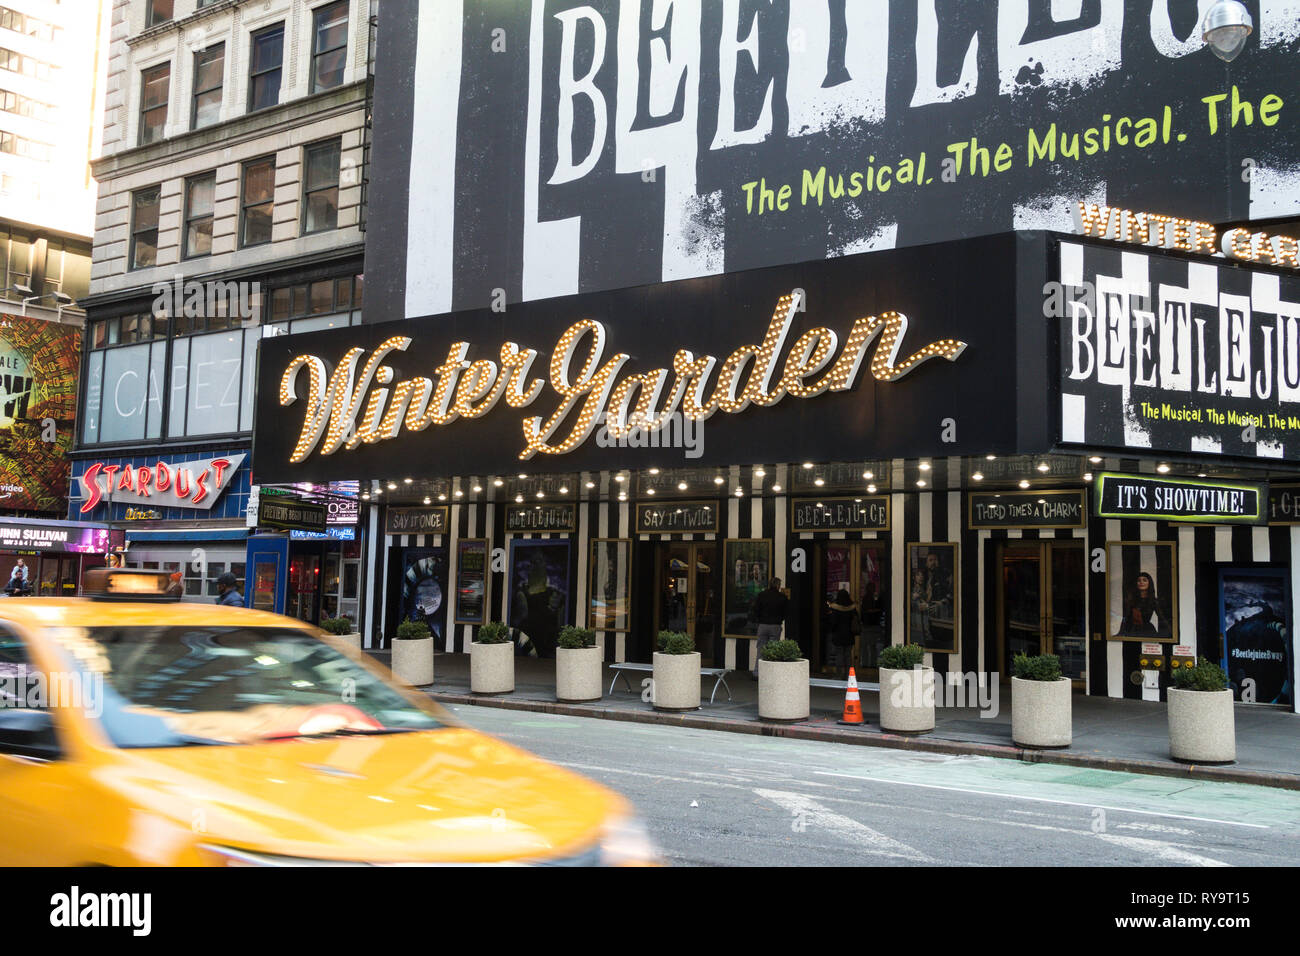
[838,667,864,725]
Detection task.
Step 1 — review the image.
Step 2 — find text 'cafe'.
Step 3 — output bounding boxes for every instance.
[253,225,1300,714]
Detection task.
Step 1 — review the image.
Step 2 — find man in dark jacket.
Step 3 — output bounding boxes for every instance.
[216,572,244,607]
[750,577,788,677]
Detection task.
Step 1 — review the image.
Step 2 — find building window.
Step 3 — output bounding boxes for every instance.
[0,88,55,123]
[239,157,275,248]
[0,47,55,80]
[0,225,31,298]
[302,139,340,234]
[139,63,169,145]
[191,43,224,130]
[145,0,173,28]
[183,173,216,259]
[248,23,283,113]
[267,274,363,332]
[310,1,349,93]
[129,187,161,270]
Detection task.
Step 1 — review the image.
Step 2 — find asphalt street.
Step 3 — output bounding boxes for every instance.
[449,705,1300,868]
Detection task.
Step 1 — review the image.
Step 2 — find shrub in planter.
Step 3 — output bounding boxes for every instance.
[320,616,362,652]
[877,642,933,734]
[556,626,600,702]
[471,620,514,694]
[1168,657,1234,763]
[652,631,700,711]
[758,639,808,721]
[1011,653,1071,749]
[391,619,433,686]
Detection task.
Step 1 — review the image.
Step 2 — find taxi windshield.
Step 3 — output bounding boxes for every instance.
[50,625,442,748]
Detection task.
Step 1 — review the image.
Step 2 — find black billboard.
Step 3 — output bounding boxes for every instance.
[255,234,1040,484]
[364,1,1300,323]
[1056,239,1300,460]
[1094,472,1267,524]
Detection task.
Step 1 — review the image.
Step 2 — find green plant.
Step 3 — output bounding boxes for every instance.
[656,630,695,655]
[760,639,802,662]
[878,643,926,670]
[395,619,431,641]
[476,621,510,644]
[318,616,354,635]
[1172,657,1228,692]
[1012,653,1062,681]
[557,625,596,649]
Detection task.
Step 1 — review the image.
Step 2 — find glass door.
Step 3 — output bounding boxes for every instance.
[656,542,718,666]
[998,541,1086,684]
[289,553,320,623]
[818,542,889,677]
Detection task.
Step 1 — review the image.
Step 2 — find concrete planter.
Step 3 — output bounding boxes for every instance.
[652,651,700,711]
[1011,676,1072,748]
[758,658,810,721]
[470,640,515,694]
[556,646,602,702]
[335,632,362,652]
[391,637,434,686]
[1168,688,1236,763]
[879,666,935,734]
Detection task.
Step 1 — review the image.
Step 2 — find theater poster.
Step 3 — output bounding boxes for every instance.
[508,539,571,658]
[1219,568,1293,706]
[0,315,80,513]
[400,548,450,644]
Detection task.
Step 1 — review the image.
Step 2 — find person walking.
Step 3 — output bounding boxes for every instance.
[826,588,858,680]
[750,577,788,678]
[215,572,244,607]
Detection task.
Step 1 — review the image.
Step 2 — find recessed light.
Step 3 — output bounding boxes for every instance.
[754,468,766,477]
[648,467,660,475]
[1036,462,1050,472]
[802,462,814,470]
[862,471,874,480]
[814,477,825,486]
[772,483,782,492]
[585,481,595,489]
[403,477,413,484]
[1019,480,1030,489]
[713,476,724,485]
[1089,456,1103,464]
[1157,463,1171,474]
[866,484,876,493]
[677,482,688,491]
[916,479,927,488]
[972,472,984,481]
[647,488,656,495]
[493,478,504,487]
[919,462,931,471]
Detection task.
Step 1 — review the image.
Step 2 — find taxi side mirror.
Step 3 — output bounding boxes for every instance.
[0,709,61,760]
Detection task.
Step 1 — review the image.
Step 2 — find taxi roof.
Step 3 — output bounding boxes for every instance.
[0,598,308,632]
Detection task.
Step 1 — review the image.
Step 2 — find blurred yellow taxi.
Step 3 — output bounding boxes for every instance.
[0,569,657,866]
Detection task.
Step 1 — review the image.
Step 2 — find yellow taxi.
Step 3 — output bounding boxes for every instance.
[0,569,658,866]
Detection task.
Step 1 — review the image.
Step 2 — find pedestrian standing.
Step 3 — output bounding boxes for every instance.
[750,577,789,678]
[826,588,858,680]
[216,572,244,607]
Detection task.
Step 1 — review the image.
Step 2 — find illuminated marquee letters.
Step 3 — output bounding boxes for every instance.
[281,291,967,463]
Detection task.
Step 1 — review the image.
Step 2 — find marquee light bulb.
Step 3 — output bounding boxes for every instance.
[866,484,876,493]
[493,478,504,487]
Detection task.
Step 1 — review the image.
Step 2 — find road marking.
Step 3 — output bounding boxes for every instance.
[1093,833,1230,867]
[812,771,1270,829]
[753,789,934,863]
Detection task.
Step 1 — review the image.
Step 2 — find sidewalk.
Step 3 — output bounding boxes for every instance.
[369,651,1300,791]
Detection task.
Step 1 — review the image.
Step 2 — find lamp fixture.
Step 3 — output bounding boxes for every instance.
[1202,0,1253,62]
[1019,479,1030,489]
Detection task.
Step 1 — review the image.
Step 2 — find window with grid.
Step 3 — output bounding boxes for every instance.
[248,23,283,113]
[139,63,170,145]
[183,173,216,259]
[191,43,224,130]
[267,275,362,332]
[0,225,31,297]
[145,0,173,28]
[302,139,340,234]
[129,186,161,270]
[310,2,349,93]
[240,157,275,247]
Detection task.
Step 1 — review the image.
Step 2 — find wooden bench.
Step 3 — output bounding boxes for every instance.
[607,662,734,704]
[809,677,881,693]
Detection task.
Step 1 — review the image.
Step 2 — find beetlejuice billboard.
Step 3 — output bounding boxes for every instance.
[364,1,1300,321]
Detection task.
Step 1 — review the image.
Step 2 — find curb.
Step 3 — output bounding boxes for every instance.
[428,690,1300,792]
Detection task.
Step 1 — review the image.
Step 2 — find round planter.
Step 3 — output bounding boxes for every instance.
[1011,676,1072,748]
[470,640,515,694]
[758,658,810,721]
[1168,687,1236,763]
[335,632,362,652]
[652,651,701,711]
[556,645,602,702]
[391,636,434,686]
[879,666,935,734]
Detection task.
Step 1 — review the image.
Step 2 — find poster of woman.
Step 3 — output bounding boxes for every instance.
[905,543,958,653]
[1107,541,1177,642]
[508,540,570,658]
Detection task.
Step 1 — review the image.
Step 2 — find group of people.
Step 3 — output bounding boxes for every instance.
[5,558,30,596]
[747,577,864,681]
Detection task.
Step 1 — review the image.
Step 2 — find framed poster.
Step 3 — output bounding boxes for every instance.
[400,548,450,644]
[1106,541,1177,643]
[454,538,488,625]
[588,538,631,632]
[1218,568,1293,707]
[906,543,959,654]
[722,539,772,639]
[507,539,570,658]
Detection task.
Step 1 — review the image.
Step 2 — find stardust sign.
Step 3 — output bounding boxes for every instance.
[1094,473,1266,525]
[77,453,246,514]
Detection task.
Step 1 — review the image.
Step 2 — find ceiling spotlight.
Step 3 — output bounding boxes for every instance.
[814,477,825,486]
[866,484,876,494]
[386,482,397,490]
[972,472,984,481]
[1019,479,1030,489]
[585,481,595,489]
[559,486,569,494]
[862,471,873,480]
[916,479,927,488]
[754,468,766,478]
[802,462,814,470]
[403,477,413,484]
[648,467,660,475]
[772,483,782,492]
[493,478,504,487]
[1202,0,1253,62]
[1036,462,1050,473]
[1157,463,1171,474]
[918,461,931,471]
[646,488,655,495]
[677,482,688,491]
[1089,456,1103,464]
[713,476,724,485]
[515,494,524,503]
